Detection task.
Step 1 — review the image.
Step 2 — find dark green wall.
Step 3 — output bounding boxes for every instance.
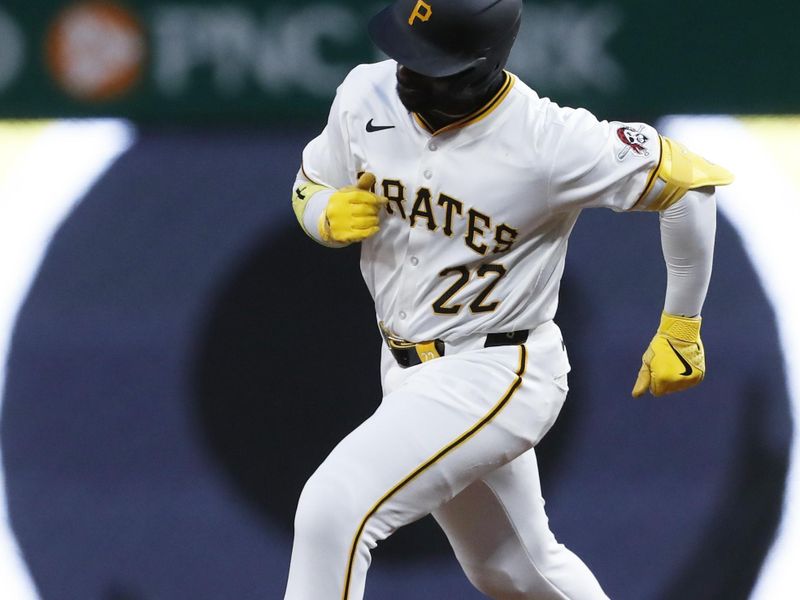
[0,0,797,122]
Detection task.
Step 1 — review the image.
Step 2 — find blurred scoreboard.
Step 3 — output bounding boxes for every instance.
[0,0,799,122]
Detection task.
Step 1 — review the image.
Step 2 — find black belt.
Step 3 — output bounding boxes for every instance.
[380,325,529,369]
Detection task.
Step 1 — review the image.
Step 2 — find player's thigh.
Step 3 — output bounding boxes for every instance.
[299,343,557,529]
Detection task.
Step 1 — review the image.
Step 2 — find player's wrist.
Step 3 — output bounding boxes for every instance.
[317,207,343,244]
[303,189,348,247]
[658,311,701,342]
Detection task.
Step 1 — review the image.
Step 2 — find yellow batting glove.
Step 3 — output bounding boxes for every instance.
[318,172,387,244]
[632,312,705,398]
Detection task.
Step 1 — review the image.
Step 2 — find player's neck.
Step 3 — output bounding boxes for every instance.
[417,74,506,132]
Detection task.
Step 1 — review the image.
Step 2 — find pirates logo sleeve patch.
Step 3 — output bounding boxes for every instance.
[616,125,651,160]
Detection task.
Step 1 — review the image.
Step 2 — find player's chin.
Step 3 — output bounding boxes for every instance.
[395,84,433,113]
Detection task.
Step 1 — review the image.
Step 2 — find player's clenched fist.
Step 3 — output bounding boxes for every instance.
[318,172,387,244]
[632,312,706,398]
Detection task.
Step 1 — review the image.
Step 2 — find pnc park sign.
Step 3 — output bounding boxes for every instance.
[0,0,796,122]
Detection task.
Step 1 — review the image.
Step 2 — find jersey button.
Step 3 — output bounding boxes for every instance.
[399,311,407,320]
[428,142,438,151]
[410,256,419,266]
[423,169,433,179]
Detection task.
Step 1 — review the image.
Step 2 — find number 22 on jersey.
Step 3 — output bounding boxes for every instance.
[432,263,507,315]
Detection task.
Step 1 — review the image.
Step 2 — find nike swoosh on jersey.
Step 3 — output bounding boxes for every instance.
[667,340,694,376]
[366,119,395,133]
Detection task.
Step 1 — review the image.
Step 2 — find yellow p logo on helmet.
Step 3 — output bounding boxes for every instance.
[408,0,433,25]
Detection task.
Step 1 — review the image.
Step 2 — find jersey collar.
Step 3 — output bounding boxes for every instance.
[412,72,515,136]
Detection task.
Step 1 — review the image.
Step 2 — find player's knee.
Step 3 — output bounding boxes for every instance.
[293,469,364,545]
[463,560,527,598]
[462,549,568,600]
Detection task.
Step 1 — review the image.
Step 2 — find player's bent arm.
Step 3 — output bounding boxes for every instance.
[631,188,718,398]
[628,133,735,397]
[291,170,385,247]
[544,110,732,396]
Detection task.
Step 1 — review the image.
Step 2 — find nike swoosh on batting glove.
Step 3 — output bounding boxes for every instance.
[632,312,705,398]
[318,172,387,244]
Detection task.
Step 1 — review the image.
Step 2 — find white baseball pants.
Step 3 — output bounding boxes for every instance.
[284,321,608,600]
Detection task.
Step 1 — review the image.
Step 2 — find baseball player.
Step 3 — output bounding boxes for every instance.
[285,0,733,598]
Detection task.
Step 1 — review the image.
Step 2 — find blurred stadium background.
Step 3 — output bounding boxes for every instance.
[0,1,798,599]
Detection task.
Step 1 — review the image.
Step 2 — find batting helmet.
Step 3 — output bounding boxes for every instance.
[368,0,523,79]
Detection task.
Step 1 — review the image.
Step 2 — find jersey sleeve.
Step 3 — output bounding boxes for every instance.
[301,80,355,190]
[546,107,661,212]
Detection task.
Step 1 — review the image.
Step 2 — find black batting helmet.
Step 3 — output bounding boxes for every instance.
[368,0,523,79]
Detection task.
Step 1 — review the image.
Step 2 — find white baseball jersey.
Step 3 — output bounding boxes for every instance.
[300,60,662,342]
